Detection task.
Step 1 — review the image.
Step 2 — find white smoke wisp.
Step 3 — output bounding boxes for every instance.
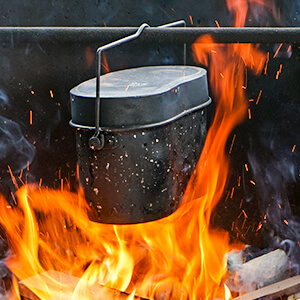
[248,132,300,276]
[0,89,36,174]
[0,89,36,297]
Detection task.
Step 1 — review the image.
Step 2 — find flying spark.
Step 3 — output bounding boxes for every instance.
[229,134,236,154]
[256,90,262,105]
[276,64,283,79]
[273,43,283,58]
[264,52,270,75]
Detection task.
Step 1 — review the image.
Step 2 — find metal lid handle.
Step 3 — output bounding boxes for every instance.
[89,23,149,150]
[89,20,186,150]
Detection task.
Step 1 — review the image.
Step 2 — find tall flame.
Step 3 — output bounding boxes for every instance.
[0,1,267,299]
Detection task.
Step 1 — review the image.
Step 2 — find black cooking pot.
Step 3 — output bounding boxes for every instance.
[70,65,211,224]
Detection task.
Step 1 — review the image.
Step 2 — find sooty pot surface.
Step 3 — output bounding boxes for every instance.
[70,66,211,224]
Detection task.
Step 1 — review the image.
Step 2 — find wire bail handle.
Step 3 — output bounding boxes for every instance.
[89,20,186,150]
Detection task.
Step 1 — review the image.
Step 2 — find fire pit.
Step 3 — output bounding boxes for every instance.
[0,0,299,298]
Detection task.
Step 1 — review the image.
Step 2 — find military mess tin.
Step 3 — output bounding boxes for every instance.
[69,23,212,224]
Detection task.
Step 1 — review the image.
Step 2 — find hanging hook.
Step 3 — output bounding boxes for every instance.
[89,20,187,150]
[89,23,150,150]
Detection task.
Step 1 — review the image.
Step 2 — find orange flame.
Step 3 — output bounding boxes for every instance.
[224,284,232,300]
[0,182,235,299]
[226,0,274,27]
[0,1,268,299]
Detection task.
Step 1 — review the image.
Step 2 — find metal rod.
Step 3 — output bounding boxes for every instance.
[158,20,186,65]
[1,27,300,44]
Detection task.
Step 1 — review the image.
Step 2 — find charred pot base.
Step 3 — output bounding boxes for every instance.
[76,109,208,224]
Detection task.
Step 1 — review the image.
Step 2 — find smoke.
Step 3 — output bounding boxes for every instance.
[0,89,36,174]
[0,232,12,298]
[226,248,290,292]
[248,123,300,275]
[247,0,279,26]
[231,0,300,279]
[0,89,34,297]
[0,90,9,107]
[277,0,300,26]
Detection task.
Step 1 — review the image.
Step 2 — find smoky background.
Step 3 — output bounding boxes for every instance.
[0,0,299,276]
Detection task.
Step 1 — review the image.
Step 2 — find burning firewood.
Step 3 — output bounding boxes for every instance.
[226,249,290,293]
[287,291,300,300]
[151,277,188,300]
[19,270,150,300]
[232,274,300,300]
[19,270,190,300]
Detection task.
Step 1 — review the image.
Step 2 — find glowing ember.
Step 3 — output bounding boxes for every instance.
[256,90,262,105]
[49,90,54,98]
[29,110,33,125]
[273,43,283,58]
[0,0,268,299]
[275,63,283,79]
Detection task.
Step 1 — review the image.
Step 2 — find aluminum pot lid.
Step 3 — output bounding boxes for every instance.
[70,66,210,129]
